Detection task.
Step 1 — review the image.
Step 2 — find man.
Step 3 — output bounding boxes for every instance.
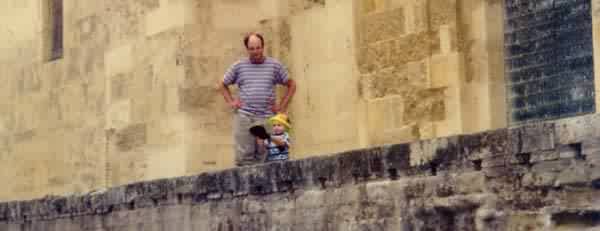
[217,32,296,166]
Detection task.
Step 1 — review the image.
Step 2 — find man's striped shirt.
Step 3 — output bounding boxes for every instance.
[223,57,289,116]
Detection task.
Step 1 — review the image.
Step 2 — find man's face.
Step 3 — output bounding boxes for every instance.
[246,36,264,63]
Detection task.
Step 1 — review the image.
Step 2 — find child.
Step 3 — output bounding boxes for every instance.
[256,113,291,162]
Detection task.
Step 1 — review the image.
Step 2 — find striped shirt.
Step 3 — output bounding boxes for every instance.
[264,132,290,161]
[223,57,289,116]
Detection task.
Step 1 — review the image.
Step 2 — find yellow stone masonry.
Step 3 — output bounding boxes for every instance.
[0,0,597,202]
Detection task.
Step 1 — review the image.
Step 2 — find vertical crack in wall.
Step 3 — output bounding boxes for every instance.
[43,0,63,61]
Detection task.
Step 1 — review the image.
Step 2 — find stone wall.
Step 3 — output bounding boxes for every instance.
[0,0,598,202]
[2,114,600,230]
[0,0,510,201]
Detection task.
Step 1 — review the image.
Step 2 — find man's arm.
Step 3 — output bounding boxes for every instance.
[277,79,296,113]
[216,80,241,109]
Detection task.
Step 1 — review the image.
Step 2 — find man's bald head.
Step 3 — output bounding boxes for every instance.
[244,33,264,48]
[244,33,265,63]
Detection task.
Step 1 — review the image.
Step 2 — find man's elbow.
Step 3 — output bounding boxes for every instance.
[286,79,297,90]
[215,80,226,91]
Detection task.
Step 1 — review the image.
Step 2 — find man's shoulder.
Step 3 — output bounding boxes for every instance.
[264,57,284,65]
[232,58,251,66]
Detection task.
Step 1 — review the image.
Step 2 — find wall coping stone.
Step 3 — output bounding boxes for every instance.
[2,113,600,222]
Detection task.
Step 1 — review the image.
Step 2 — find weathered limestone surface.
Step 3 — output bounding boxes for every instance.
[0,0,598,203]
[356,0,507,145]
[2,114,600,230]
[0,0,507,201]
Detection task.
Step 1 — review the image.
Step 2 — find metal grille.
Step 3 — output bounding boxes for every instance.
[505,0,595,124]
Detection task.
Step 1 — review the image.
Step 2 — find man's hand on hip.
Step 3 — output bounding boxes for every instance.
[271,98,287,114]
[271,104,281,113]
[229,99,242,110]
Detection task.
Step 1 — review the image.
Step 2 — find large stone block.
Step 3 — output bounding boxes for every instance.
[530,149,560,163]
[288,0,326,15]
[109,73,132,101]
[362,61,428,99]
[508,122,555,155]
[555,163,591,187]
[357,30,439,74]
[428,0,457,28]
[145,1,184,36]
[183,56,220,87]
[409,136,459,169]
[103,1,148,47]
[392,30,440,66]
[365,96,405,130]
[177,86,217,113]
[105,44,133,77]
[582,137,600,160]
[72,15,110,48]
[459,128,509,160]
[359,7,405,44]
[115,123,147,152]
[357,40,393,74]
[555,114,600,145]
[335,147,386,184]
[67,1,107,21]
[403,88,446,123]
[300,155,339,189]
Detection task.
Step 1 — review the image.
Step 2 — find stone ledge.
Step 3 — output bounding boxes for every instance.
[2,114,600,222]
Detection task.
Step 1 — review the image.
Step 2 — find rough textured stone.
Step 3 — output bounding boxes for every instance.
[115,123,147,152]
[2,115,600,230]
[0,1,594,219]
[0,0,465,202]
[508,122,555,154]
[359,7,405,44]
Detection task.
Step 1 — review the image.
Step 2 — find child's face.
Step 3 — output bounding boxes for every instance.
[272,123,285,134]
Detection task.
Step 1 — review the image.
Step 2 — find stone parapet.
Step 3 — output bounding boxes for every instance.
[1,114,600,229]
